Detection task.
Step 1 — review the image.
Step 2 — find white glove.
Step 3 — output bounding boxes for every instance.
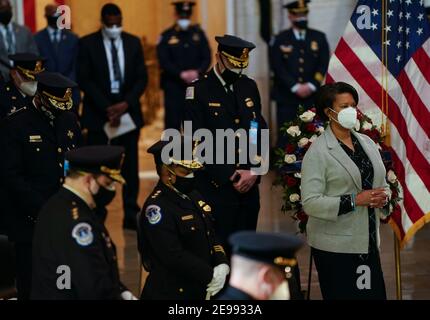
[206,264,230,297]
[121,290,138,300]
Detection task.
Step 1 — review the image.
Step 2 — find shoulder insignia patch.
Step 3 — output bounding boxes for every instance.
[146,205,162,225]
[186,87,195,100]
[72,223,93,246]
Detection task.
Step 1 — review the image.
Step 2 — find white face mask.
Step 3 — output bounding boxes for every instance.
[269,281,290,300]
[177,19,191,30]
[19,81,38,96]
[103,25,122,40]
[330,106,358,130]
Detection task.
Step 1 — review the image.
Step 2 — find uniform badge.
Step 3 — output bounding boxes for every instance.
[245,98,254,108]
[146,205,162,225]
[198,200,212,213]
[67,130,74,140]
[181,215,194,221]
[311,41,319,51]
[186,87,195,100]
[168,36,180,45]
[29,135,42,143]
[72,223,94,246]
[192,33,200,42]
[280,45,293,53]
[209,102,221,107]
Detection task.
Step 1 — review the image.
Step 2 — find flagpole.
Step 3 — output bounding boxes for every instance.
[394,233,402,300]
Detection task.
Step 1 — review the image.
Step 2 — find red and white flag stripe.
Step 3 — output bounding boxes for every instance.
[327,21,430,247]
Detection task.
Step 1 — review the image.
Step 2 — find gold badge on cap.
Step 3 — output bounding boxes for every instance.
[311,41,319,51]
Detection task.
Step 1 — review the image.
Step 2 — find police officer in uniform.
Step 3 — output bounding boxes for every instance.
[157,1,211,130]
[271,0,329,146]
[32,145,137,300]
[184,35,268,252]
[138,139,229,300]
[0,72,81,300]
[219,231,303,300]
[0,53,45,119]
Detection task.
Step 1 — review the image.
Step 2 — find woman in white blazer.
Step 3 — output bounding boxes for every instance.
[301,82,390,300]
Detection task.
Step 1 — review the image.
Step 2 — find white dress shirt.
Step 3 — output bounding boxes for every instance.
[0,22,15,54]
[214,64,233,92]
[102,29,125,94]
[47,26,62,43]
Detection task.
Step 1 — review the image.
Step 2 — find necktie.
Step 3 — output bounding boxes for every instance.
[52,30,60,53]
[5,27,15,54]
[110,38,122,84]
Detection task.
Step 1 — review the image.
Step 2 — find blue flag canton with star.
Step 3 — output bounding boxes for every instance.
[351,0,430,77]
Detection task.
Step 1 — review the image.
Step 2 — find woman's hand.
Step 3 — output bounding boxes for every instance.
[356,188,388,209]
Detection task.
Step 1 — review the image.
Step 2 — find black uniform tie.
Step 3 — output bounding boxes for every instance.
[110,38,122,84]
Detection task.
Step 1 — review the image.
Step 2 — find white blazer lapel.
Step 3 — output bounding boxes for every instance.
[325,126,362,190]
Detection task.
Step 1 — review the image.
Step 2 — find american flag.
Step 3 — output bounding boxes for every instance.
[327,0,430,248]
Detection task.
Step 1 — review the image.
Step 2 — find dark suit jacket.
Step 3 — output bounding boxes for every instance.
[32,188,123,300]
[0,107,81,243]
[34,29,79,81]
[77,31,148,131]
[184,69,267,187]
[271,28,329,105]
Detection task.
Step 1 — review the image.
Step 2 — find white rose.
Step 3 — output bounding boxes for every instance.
[387,170,397,184]
[299,110,316,123]
[354,120,361,132]
[362,121,373,131]
[316,126,325,134]
[294,172,302,179]
[298,137,309,148]
[284,154,297,164]
[289,193,301,203]
[287,126,301,137]
[309,135,318,143]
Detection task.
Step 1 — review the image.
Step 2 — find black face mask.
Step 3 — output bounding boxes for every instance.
[293,20,308,30]
[0,10,12,25]
[94,186,116,208]
[220,57,242,86]
[173,175,195,194]
[47,16,59,29]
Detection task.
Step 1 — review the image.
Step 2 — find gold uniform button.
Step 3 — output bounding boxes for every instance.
[236,164,240,168]
[59,163,63,168]
[179,288,184,293]
[300,49,305,54]
[214,112,219,116]
[60,178,64,183]
[299,68,304,73]
[207,231,210,235]
[299,77,304,82]
[235,119,240,124]
[58,148,62,153]
[299,58,304,63]
[191,227,196,231]
[36,148,40,152]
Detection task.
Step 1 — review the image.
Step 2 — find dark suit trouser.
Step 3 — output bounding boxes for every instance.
[163,83,186,131]
[86,129,140,224]
[312,247,386,300]
[208,186,260,256]
[15,242,32,300]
